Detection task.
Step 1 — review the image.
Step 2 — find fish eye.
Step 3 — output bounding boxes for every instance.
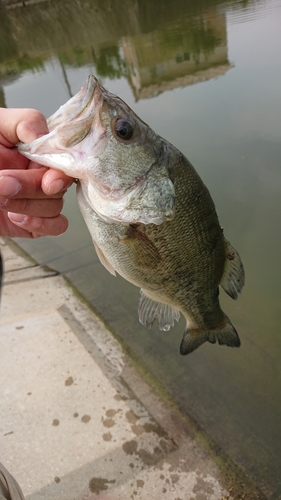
[115,119,134,140]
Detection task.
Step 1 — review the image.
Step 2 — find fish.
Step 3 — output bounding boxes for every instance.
[18,75,245,355]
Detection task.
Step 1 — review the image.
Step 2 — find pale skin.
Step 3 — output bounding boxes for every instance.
[0,108,73,238]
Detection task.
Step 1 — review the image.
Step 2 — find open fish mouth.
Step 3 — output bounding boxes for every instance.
[47,75,99,132]
[18,75,104,178]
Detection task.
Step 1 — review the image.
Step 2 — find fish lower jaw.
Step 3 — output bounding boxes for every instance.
[18,145,75,175]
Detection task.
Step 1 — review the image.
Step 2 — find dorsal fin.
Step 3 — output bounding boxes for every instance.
[138,289,180,331]
[220,239,245,300]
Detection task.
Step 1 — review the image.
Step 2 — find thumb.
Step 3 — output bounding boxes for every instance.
[0,108,48,146]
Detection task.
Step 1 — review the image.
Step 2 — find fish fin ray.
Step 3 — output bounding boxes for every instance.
[121,225,161,268]
[138,289,180,331]
[180,315,240,355]
[220,239,245,299]
[93,241,116,276]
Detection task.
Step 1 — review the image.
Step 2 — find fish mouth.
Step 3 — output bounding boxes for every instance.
[47,75,100,132]
[17,75,104,178]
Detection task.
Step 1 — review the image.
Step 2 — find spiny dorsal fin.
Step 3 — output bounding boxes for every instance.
[138,289,180,331]
[180,314,240,355]
[220,239,245,300]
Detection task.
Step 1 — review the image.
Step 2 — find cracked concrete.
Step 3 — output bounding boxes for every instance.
[0,238,264,500]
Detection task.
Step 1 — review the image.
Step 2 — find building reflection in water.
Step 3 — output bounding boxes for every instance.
[0,0,236,102]
[121,6,231,100]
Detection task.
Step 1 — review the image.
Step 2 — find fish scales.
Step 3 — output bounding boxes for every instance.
[79,153,222,308]
[18,75,245,355]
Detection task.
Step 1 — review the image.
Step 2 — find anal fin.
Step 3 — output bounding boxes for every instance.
[138,289,180,331]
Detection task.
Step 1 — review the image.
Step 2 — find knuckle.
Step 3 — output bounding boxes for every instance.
[24,216,45,232]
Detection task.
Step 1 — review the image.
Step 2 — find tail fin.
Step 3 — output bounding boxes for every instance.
[180,315,240,355]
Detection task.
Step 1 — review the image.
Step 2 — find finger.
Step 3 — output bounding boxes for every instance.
[0,144,29,170]
[0,197,64,218]
[0,211,34,238]
[8,212,69,237]
[0,168,66,200]
[0,147,52,172]
[0,108,48,146]
[42,169,74,195]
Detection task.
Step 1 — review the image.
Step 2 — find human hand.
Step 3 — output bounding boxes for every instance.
[0,108,74,238]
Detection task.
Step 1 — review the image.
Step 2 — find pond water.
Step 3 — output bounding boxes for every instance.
[1,0,281,497]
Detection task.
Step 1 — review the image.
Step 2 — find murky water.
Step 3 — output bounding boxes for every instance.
[1,0,281,496]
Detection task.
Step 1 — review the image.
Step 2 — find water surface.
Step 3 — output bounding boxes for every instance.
[1,0,281,497]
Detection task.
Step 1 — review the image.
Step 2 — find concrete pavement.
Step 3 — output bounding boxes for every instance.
[0,238,264,500]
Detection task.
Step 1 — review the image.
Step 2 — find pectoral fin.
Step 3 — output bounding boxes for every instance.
[121,225,161,268]
[220,239,245,299]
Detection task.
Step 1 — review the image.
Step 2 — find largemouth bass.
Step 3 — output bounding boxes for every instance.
[18,75,245,355]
